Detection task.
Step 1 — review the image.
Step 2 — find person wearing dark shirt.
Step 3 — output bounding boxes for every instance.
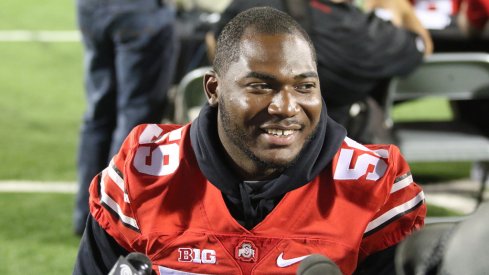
[452,0,489,136]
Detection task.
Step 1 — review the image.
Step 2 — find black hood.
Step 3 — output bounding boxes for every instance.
[190,101,346,228]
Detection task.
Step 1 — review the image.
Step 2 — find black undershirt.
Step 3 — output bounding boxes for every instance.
[190,102,346,229]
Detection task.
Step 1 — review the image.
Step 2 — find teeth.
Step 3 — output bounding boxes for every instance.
[266,129,295,136]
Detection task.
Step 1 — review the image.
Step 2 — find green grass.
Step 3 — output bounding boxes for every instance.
[427,203,465,217]
[0,0,77,30]
[0,193,80,274]
[410,162,471,183]
[0,42,84,181]
[0,0,83,181]
[0,3,82,274]
[392,97,453,122]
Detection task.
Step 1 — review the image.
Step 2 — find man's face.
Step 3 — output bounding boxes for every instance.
[210,31,322,176]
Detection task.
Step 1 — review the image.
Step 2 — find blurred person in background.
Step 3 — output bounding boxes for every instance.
[73,0,178,236]
[175,0,231,13]
[206,0,433,143]
[452,0,489,137]
[456,0,489,37]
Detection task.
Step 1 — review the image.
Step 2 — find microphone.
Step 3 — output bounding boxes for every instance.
[394,222,455,275]
[108,252,153,275]
[296,254,342,275]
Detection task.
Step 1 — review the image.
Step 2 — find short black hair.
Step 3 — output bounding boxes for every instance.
[213,6,316,75]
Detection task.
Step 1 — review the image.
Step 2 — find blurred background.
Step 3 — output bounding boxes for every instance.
[0,0,83,273]
[0,0,82,181]
[0,0,487,274]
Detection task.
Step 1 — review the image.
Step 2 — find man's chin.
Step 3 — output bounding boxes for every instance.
[253,151,299,170]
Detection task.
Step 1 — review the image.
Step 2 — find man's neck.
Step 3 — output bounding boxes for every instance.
[223,152,283,181]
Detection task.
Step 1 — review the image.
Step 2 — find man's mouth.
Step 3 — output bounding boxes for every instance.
[265,129,297,137]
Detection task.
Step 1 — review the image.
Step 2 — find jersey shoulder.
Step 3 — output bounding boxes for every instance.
[332,136,405,184]
[333,138,426,259]
[88,123,194,249]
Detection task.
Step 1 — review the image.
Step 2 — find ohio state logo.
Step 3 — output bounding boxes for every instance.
[235,240,257,262]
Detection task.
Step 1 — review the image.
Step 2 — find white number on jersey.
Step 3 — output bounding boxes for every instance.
[334,138,388,181]
[133,125,183,176]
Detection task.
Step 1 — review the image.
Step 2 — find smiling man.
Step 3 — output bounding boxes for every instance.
[73,7,426,275]
[209,25,322,180]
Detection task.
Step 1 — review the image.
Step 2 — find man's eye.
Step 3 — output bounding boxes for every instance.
[295,83,316,92]
[249,83,272,90]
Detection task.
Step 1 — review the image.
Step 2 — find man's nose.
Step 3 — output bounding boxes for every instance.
[268,87,300,117]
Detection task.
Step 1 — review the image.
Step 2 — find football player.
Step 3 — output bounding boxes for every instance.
[73,7,426,275]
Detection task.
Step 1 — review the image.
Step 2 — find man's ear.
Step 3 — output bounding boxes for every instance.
[204,71,219,107]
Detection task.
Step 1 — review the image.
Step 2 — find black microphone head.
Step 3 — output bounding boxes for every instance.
[126,252,153,275]
[395,222,456,275]
[439,202,489,275]
[296,254,342,275]
[396,201,489,275]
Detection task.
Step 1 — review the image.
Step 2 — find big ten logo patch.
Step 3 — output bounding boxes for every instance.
[178,248,217,264]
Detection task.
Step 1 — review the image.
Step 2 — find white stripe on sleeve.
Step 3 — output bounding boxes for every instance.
[108,159,130,203]
[390,174,414,194]
[364,191,425,234]
[100,169,139,230]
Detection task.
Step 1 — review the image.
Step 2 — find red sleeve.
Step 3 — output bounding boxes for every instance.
[88,124,148,252]
[358,145,426,262]
[88,123,181,252]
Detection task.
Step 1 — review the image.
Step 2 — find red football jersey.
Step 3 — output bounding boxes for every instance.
[89,123,426,275]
